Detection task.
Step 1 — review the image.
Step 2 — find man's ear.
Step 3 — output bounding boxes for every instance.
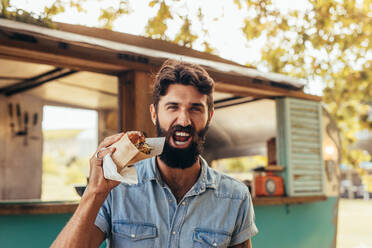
[149,104,157,125]
[208,108,214,122]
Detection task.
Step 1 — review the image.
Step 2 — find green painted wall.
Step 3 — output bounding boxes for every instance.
[0,213,106,248]
[0,213,72,247]
[0,197,338,248]
[252,197,338,248]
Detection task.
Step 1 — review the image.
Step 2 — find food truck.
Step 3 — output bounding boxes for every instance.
[0,19,341,247]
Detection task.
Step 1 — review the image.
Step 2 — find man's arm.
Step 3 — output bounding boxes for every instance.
[51,190,107,248]
[230,239,252,248]
[51,133,124,248]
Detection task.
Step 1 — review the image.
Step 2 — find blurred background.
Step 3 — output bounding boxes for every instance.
[0,0,371,247]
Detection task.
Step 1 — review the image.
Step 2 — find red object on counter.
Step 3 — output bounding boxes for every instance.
[254,172,284,196]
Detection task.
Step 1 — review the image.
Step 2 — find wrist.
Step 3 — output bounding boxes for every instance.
[83,186,109,203]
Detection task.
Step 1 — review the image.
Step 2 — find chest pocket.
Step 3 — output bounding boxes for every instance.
[192,228,231,248]
[112,221,157,247]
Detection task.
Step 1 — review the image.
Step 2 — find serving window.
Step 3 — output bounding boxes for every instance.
[204,96,329,201]
[41,106,98,201]
[0,58,119,202]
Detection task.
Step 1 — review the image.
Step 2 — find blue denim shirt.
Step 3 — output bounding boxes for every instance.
[95,156,258,247]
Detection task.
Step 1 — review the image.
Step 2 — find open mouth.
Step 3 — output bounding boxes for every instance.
[171,131,192,148]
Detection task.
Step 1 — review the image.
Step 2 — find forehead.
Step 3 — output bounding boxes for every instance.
[159,84,208,106]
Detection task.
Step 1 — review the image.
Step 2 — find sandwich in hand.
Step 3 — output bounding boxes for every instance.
[103,131,164,183]
[108,131,154,172]
[127,131,152,155]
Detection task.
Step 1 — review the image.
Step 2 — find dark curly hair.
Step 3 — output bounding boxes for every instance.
[153,59,215,114]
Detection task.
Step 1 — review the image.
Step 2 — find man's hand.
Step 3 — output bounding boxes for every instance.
[51,132,125,248]
[86,132,124,196]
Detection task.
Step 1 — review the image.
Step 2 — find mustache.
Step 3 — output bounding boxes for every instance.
[169,125,195,136]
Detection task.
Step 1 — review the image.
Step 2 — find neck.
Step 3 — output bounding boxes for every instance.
[156,156,201,202]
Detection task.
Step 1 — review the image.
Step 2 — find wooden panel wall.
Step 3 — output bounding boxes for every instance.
[118,70,156,137]
[0,94,43,200]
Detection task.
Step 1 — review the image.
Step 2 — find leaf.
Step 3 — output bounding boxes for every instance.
[234,0,242,9]
[145,1,172,39]
[69,1,85,13]
[174,17,198,47]
[203,41,215,54]
[149,0,158,7]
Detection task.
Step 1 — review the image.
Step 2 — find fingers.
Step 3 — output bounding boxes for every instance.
[97,147,116,160]
[90,147,116,168]
[97,132,124,150]
[91,132,123,167]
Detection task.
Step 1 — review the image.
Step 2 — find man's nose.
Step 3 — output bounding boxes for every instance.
[177,110,191,126]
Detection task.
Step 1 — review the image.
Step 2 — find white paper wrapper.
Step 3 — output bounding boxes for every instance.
[102,154,138,184]
[102,136,165,183]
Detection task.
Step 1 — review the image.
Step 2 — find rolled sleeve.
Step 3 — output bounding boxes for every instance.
[230,191,258,246]
[95,212,110,235]
[230,222,258,245]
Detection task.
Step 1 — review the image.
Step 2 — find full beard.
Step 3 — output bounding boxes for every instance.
[156,119,209,169]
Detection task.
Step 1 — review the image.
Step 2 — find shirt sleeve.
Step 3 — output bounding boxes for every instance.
[94,192,112,238]
[230,190,258,246]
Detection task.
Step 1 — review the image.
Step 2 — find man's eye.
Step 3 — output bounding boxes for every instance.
[191,107,202,112]
[168,106,177,110]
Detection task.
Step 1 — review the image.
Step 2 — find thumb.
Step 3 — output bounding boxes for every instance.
[109,147,116,154]
[99,147,116,159]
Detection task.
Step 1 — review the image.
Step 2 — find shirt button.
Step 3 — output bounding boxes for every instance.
[172,231,176,235]
[213,242,217,246]
[182,201,186,205]
[131,234,136,238]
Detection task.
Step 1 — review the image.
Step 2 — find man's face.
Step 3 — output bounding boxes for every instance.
[150,84,213,169]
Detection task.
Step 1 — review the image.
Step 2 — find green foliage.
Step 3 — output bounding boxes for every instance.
[145,1,172,40]
[43,129,83,140]
[98,0,130,30]
[203,41,215,54]
[237,0,372,167]
[145,1,214,50]
[0,0,55,28]
[226,159,245,172]
[0,0,9,16]
[69,0,86,13]
[64,157,89,185]
[2,0,131,30]
[42,155,60,175]
[44,0,65,19]
[174,17,197,48]
[220,156,268,173]
[43,153,89,187]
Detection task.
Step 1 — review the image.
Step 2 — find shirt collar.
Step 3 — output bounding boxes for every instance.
[141,156,161,184]
[142,156,217,194]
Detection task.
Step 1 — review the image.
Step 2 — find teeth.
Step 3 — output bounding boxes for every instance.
[175,131,190,137]
[175,140,188,145]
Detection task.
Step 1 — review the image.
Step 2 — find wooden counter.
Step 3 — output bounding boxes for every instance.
[0,201,79,215]
[253,195,327,206]
[0,195,327,215]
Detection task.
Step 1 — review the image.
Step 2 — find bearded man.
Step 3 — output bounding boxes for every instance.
[52,60,258,248]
